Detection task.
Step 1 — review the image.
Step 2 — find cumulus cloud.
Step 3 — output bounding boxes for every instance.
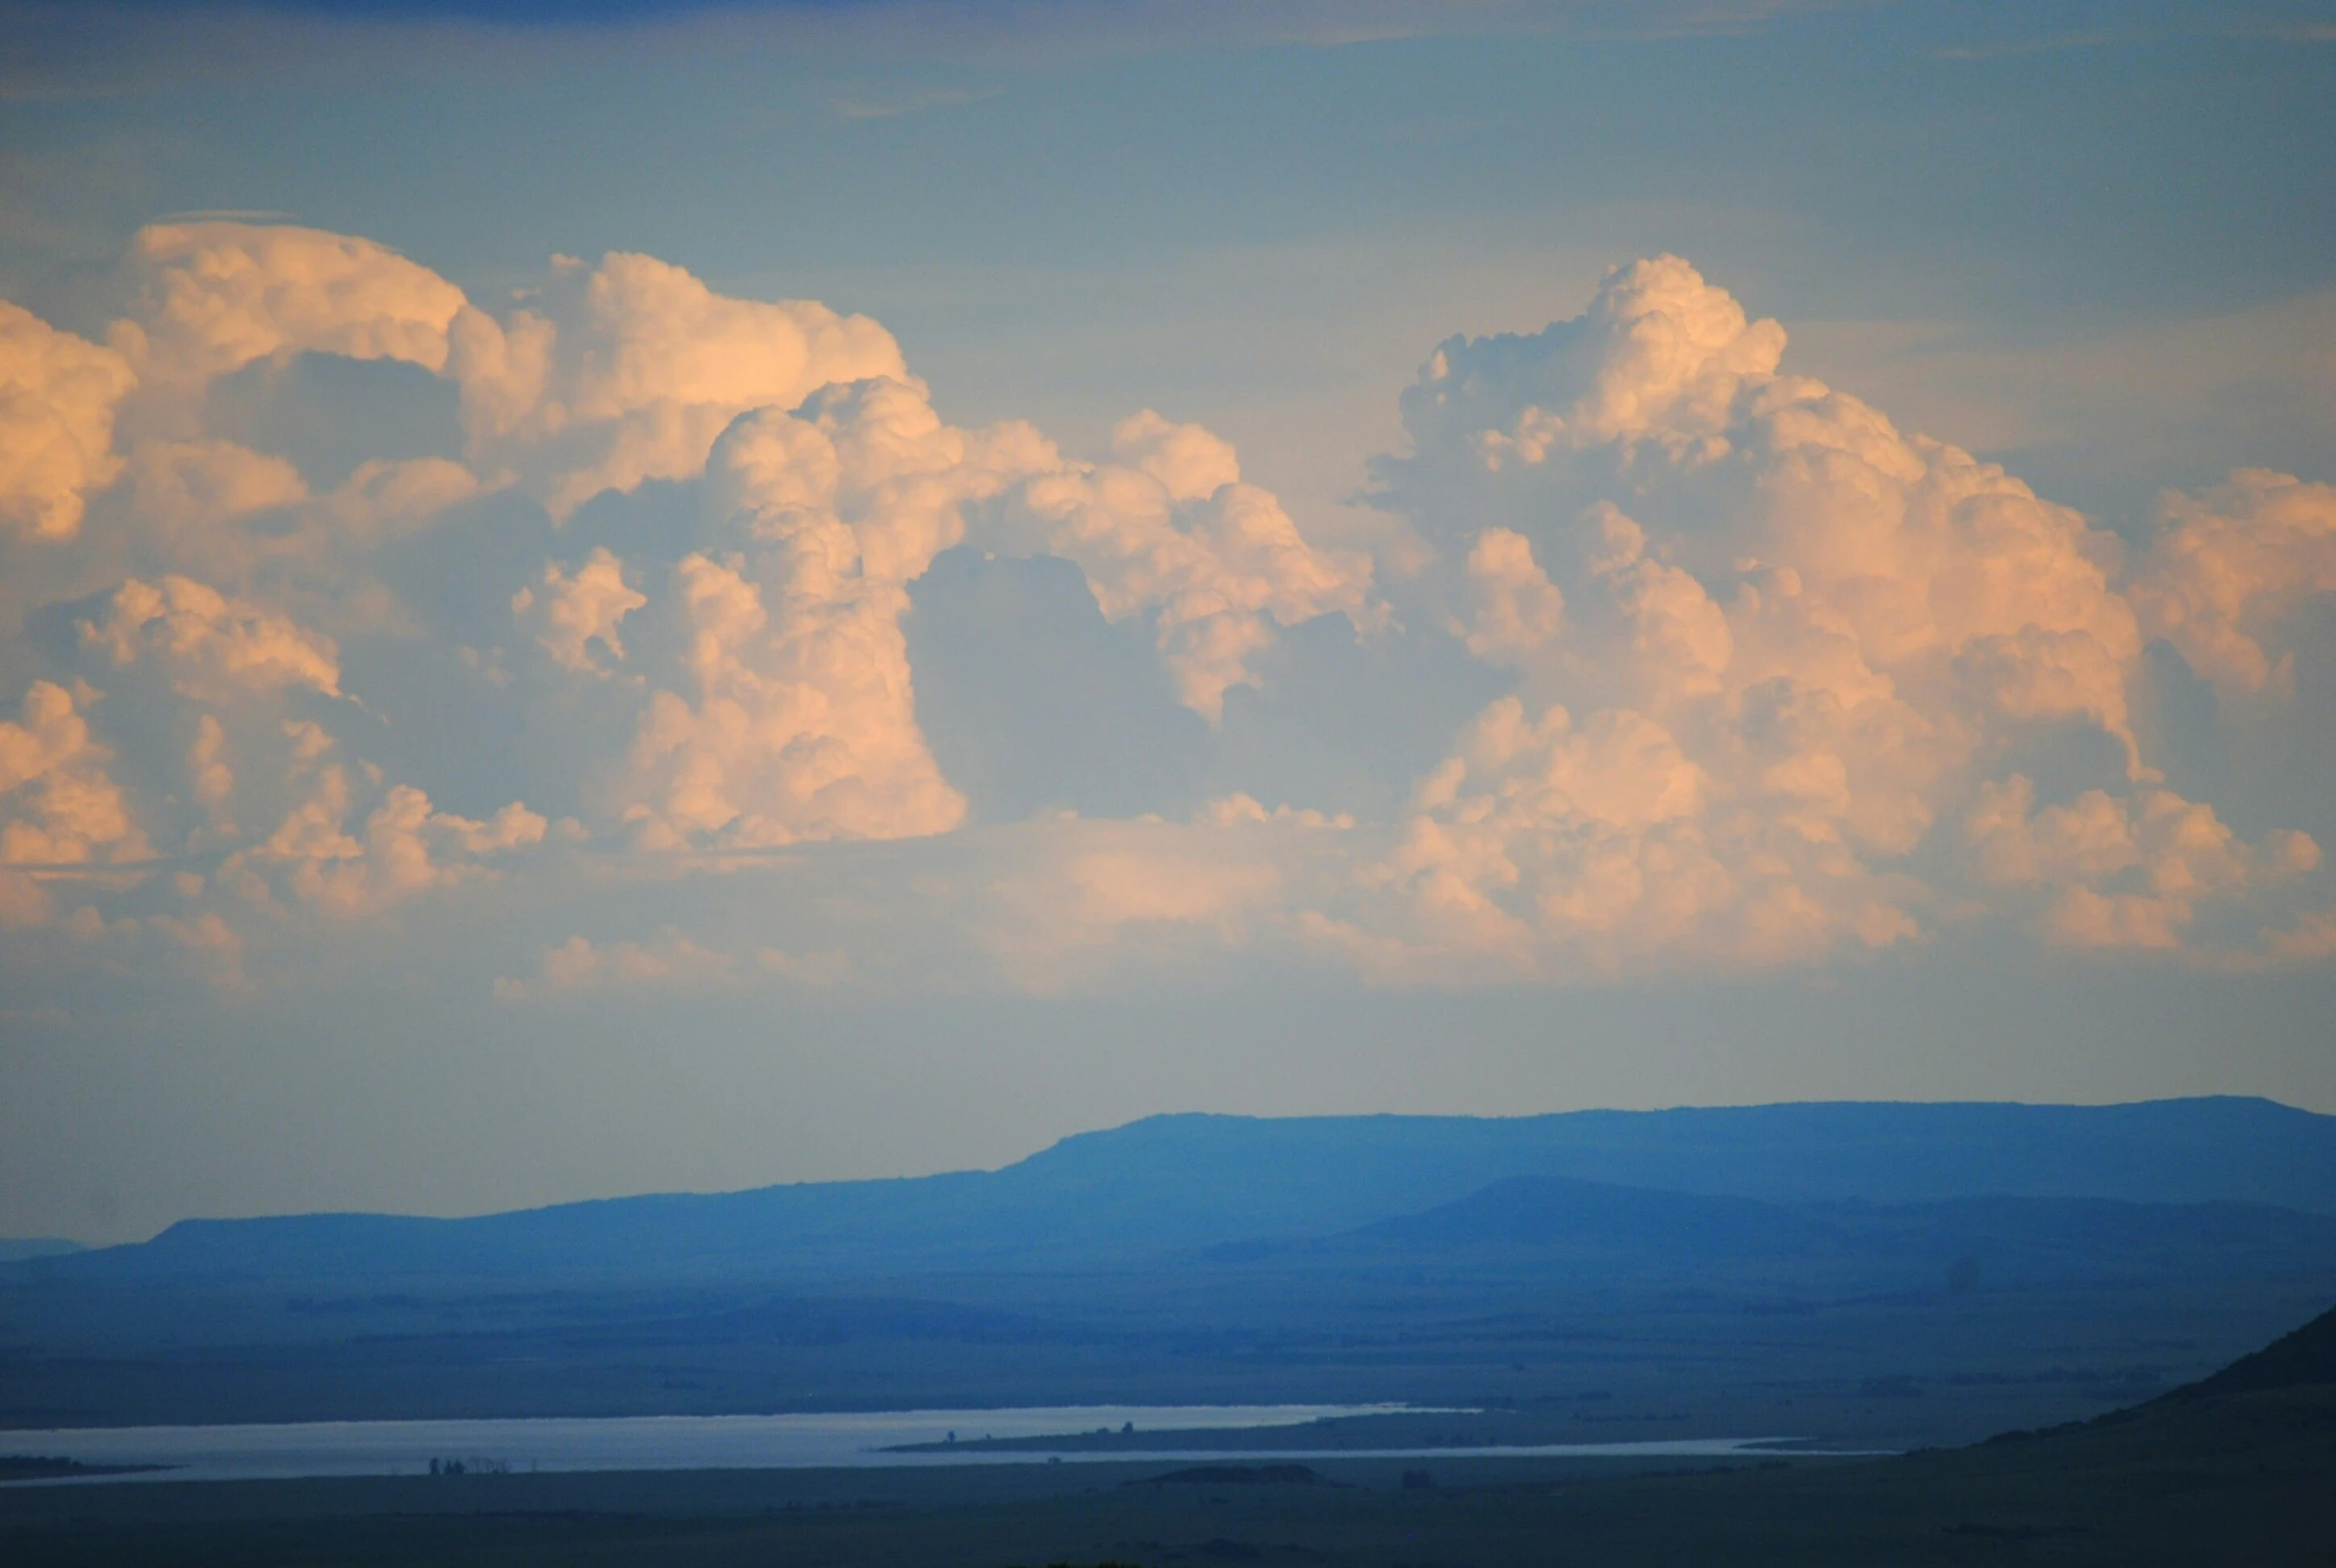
[2129,469,2336,699]
[584,378,1016,847]
[1308,694,1916,981]
[450,249,906,518]
[0,682,154,926]
[104,221,904,524]
[114,221,468,388]
[187,712,234,826]
[1340,254,2321,975]
[562,377,1370,846]
[1963,776,2319,951]
[126,438,308,543]
[82,575,343,700]
[1396,251,1784,480]
[0,302,136,541]
[1000,410,1375,720]
[1452,526,1564,663]
[513,546,644,672]
[113,445,482,620]
[240,754,545,918]
[0,225,2328,997]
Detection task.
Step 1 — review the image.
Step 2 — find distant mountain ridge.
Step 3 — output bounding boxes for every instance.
[1221,1172,2336,1289]
[0,1239,82,1264]
[20,1096,2336,1285]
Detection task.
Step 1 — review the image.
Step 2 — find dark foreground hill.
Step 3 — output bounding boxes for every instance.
[2157,1295,2336,1402]
[22,1096,2336,1284]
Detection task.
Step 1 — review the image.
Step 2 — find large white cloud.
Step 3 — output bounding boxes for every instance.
[579,377,1020,847]
[1338,255,2322,976]
[543,376,1372,846]
[451,250,907,519]
[0,228,2328,995]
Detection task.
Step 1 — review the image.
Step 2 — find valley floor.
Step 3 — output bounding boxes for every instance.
[3,1384,2330,1567]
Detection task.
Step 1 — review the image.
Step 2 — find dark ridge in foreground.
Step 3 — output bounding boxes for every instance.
[1981,1296,2336,1449]
[2158,1296,2336,1402]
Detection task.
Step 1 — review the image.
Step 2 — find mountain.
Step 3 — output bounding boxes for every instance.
[1217,1174,1836,1262]
[18,1097,2336,1285]
[0,1239,82,1264]
[1219,1173,2336,1291]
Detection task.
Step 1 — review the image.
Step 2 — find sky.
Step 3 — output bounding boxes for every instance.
[2,0,2333,1243]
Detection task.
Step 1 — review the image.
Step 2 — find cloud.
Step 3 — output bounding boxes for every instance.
[2129,469,2336,700]
[186,712,233,825]
[493,930,844,1002]
[115,222,469,388]
[0,226,2327,995]
[1395,252,1785,478]
[321,457,479,542]
[75,224,1374,859]
[1965,775,2319,952]
[0,302,135,540]
[513,546,645,673]
[451,249,905,519]
[980,813,1298,991]
[998,410,1375,720]
[126,438,309,542]
[1452,526,1564,662]
[242,757,546,918]
[82,574,344,700]
[0,681,153,926]
[106,220,906,526]
[580,379,1011,848]
[109,444,481,626]
[554,376,1370,845]
[1317,694,1916,981]
[1338,254,2313,976]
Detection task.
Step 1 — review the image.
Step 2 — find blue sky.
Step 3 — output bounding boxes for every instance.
[1,0,2333,1241]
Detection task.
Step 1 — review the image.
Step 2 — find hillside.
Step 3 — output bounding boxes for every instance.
[2159,1298,2336,1401]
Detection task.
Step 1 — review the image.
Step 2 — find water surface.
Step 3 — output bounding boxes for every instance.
[1,1408,1827,1485]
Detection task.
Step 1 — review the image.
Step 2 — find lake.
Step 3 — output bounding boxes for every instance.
[0,1407,1821,1484]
